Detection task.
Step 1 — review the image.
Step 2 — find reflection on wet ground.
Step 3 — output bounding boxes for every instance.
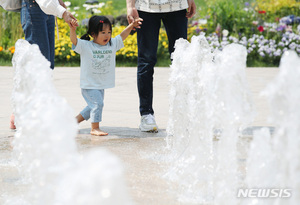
[77,128,180,204]
[1,129,179,204]
[0,127,267,205]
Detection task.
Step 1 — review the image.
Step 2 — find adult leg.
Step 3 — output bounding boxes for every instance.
[21,0,55,69]
[46,15,55,69]
[162,10,188,55]
[137,11,162,116]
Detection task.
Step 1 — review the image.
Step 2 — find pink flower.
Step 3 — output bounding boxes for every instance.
[192,21,198,26]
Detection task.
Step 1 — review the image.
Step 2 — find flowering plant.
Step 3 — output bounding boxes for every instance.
[202,30,300,66]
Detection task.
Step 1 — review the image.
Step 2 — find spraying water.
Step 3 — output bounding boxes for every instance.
[6,37,299,205]
[166,35,253,204]
[246,50,300,205]
[166,35,216,203]
[7,39,132,205]
[212,43,253,205]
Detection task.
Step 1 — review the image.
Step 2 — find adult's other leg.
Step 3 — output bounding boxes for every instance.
[162,9,188,56]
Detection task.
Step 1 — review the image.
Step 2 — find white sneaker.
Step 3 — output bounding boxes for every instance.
[139,114,158,132]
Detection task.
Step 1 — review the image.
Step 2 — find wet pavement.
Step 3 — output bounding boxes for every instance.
[0,66,279,204]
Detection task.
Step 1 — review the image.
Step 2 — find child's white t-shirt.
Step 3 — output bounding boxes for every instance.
[72,35,124,89]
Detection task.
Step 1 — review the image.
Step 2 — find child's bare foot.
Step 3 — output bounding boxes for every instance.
[90,128,108,136]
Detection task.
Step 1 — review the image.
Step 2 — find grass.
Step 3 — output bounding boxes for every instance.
[0,59,12,66]
[247,59,280,67]
[69,0,126,16]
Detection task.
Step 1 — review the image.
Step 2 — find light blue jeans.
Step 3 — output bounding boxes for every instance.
[21,0,55,69]
[80,89,104,123]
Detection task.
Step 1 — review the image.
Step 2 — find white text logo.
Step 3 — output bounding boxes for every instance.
[237,188,292,198]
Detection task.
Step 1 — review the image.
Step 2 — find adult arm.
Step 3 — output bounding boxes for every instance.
[186,0,196,18]
[35,0,76,24]
[126,0,139,24]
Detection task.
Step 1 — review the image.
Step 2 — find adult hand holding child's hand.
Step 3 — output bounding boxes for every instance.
[70,19,79,28]
[132,18,143,29]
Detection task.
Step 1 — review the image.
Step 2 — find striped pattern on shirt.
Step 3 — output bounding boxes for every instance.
[135,0,188,13]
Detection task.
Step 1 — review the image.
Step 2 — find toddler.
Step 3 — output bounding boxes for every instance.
[69,15,142,136]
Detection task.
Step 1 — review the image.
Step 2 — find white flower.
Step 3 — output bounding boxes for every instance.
[200,31,206,36]
[274,49,281,56]
[64,1,71,7]
[222,29,229,37]
[74,7,80,10]
[289,42,296,50]
[83,4,93,10]
[248,38,254,43]
[259,51,265,57]
[93,8,101,14]
[83,4,91,10]
[269,28,276,32]
[198,18,207,25]
[98,3,105,8]
[286,25,293,32]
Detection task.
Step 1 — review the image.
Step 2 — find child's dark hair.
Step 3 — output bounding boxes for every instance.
[80,15,112,45]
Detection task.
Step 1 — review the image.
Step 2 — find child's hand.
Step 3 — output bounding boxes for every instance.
[69,19,79,30]
[120,17,143,40]
[131,18,143,29]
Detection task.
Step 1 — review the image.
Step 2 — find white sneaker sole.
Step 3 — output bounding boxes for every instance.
[139,124,158,132]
